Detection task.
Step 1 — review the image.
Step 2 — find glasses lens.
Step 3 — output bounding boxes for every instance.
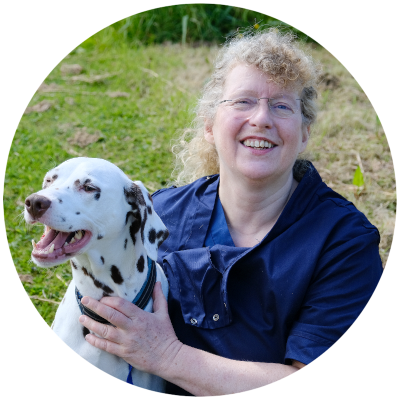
[230,97,258,111]
[269,97,298,118]
[223,96,300,119]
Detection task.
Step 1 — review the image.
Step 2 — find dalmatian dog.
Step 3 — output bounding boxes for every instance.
[24,157,169,392]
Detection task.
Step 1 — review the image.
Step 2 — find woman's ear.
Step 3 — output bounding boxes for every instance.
[299,125,310,153]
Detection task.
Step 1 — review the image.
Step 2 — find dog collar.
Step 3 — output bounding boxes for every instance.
[75,257,157,325]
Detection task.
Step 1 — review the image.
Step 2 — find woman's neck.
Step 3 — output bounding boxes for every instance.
[218,172,298,248]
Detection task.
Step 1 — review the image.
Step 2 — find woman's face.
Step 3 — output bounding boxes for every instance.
[204,64,309,185]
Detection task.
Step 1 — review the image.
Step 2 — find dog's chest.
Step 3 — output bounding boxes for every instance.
[52,282,129,380]
[52,263,168,392]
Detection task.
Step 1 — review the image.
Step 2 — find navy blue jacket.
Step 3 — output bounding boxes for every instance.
[153,164,382,395]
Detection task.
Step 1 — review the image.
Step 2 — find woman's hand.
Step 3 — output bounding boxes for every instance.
[78,281,183,377]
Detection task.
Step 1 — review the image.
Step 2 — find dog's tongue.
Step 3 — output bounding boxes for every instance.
[37,229,69,250]
[52,231,70,249]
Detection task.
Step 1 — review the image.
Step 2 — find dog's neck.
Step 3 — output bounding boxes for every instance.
[71,235,150,301]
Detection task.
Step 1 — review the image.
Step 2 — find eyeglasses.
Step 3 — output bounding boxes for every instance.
[218,96,302,119]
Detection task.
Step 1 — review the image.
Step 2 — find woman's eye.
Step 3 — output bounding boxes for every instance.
[233,98,254,106]
[274,103,292,111]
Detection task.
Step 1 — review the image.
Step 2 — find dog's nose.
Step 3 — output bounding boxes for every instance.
[25,194,51,219]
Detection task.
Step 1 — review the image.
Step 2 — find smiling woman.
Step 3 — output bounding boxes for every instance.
[206,65,308,187]
[77,28,383,396]
[172,28,319,186]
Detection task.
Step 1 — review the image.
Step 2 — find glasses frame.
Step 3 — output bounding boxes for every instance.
[218,97,303,119]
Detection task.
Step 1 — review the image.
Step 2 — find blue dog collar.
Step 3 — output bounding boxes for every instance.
[75,257,156,325]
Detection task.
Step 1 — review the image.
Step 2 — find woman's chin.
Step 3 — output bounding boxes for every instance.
[225,164,291,184]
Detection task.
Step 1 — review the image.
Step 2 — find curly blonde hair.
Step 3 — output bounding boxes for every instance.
[171,28,320,186]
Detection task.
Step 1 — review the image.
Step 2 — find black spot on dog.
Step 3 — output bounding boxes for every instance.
[69,226,73,230]
[43,175,57,189]
[124,239,127,249]
[71,260,78,270]
[157,230,165,239]
[157,230,169,248]
[100,256,104,264]
[75,265,114,294]
[140,208,148,244]
[125,210,138,225]
[157,230,169,242]
[148,228,156,244]
[94,193,100,200]
[83,326,90,338]
[102,292,110,297]
[147,192,153,204]
[147,205,152,215]
[76,212,80,215]
[124,183,146,207]
[58,198,63,203]
[102,285,113,294]
[137,255,145,273]
[126,211,141,246]
[129,222,140,245]
[97,234,103,240]
[61,217,66,222]
[93,279,103,289]
[83,179,91,185]
[111,265,124,284]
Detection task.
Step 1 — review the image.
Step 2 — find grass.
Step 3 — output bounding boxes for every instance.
[4,42,395,326]
[81,4,313,49]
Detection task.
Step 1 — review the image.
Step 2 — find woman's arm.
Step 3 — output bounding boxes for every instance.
[159,344,302,395]
[79,282,304,396]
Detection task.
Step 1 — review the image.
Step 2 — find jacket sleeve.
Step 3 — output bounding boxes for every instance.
[285,227,382,365]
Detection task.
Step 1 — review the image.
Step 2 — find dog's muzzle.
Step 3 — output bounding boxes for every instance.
[25,194,51,219]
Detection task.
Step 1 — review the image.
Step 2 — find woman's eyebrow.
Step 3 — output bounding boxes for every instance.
[227,90,297,99]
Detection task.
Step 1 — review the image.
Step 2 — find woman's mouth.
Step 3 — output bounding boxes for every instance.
[242,139,277,149]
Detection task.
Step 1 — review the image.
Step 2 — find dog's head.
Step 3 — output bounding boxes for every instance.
[24,157,168,267]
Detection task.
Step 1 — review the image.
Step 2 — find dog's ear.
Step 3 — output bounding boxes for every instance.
[124,181,168,261]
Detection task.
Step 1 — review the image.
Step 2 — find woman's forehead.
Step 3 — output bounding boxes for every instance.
[223,64,302,97]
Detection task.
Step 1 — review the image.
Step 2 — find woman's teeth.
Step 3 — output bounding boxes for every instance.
[243,139,275,149]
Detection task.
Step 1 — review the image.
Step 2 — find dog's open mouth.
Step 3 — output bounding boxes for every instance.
[32,226,92,260]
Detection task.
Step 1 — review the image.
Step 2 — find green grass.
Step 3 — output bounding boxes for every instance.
[5,39,396,326]
[5,44,203,324]
[81,4,313,50]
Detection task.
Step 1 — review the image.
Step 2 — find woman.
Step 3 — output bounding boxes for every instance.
[78,29,382,395]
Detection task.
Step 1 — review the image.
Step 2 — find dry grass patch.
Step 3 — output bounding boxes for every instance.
[307,46,395,266]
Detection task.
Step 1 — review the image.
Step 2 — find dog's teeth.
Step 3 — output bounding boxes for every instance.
[70,237,76,244]
[75,231,82,240]
[49,244,55,253]
[64,242,69,247]
[32,239,36,249]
